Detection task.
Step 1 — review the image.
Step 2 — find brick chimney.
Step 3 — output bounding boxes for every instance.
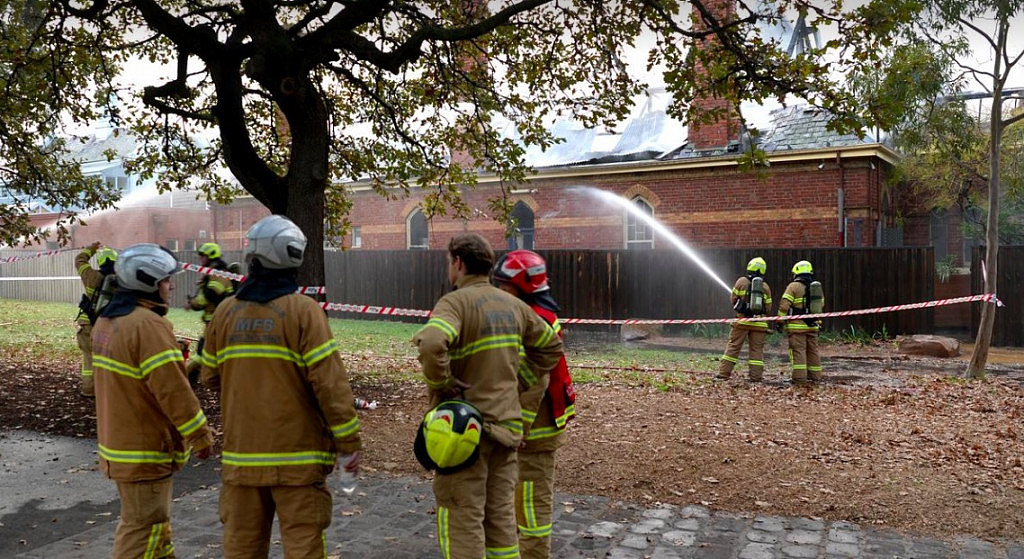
[688,0,740,151]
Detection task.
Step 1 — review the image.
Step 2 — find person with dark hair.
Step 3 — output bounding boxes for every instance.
[491,249,576,559]
[413,233,564,559]
[92,243,213,558]
[201,215,362,558]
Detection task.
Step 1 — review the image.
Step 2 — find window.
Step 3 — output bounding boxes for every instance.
[625,197,654,249]
[184,239,197,252]
[165,239,179,251]
[408,209,429,250]
[104,175,130,192]
[351,226,362,248]
[507,202,535,250]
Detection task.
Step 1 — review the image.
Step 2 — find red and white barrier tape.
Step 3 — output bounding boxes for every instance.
[320,293,1003,325]
[0,247,82,263]
[179,262,325,295]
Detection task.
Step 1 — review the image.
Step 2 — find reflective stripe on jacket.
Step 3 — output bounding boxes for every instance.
[201,292,361,486]
[188,273,234,323]
[413,275,563,449]
[76,247,104,325]
[92,300,212,481]
[522,305,576,452]
[730,275,774,331]
[777,280,823,333]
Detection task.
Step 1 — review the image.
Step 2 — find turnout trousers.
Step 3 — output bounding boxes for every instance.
[718,326,768,381]
[219,482,333,559]
[112,477,175,559]
[516,450,557,559]
[787,331,821,382]
[434,435,519,559]
[77,322,95,396]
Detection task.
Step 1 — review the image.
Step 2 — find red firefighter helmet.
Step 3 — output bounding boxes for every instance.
[492,250,549,294]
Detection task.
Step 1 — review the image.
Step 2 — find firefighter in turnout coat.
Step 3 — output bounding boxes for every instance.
[184,242,234,384]
[92,243,213,558]
[201,215,361,559]
[75,241,117,397]
[413,234,564,559]
[491,250,576,559]
[776,260,825,383]
[717,257,774,382]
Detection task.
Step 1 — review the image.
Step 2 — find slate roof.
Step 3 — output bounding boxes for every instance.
[757,105,877,152]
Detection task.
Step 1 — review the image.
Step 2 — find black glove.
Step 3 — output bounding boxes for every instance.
[772,320,784,333]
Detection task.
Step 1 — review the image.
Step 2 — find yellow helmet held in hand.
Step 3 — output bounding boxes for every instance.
[792,260,813,276]
[413,400,483,474]
[746,257,766,276]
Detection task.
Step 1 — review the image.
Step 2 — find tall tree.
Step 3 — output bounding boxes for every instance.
[5,0,917,286]
[902,0,1024,378]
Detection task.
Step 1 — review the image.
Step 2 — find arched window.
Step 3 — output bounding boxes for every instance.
[407,209,429,250]
[625,197,654,249]
[507,201,535,250]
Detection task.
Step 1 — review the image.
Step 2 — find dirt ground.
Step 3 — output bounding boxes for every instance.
[3,336,1024,545]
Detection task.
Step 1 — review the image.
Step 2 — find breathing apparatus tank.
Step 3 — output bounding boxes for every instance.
[807,280,824,314]
[93,274,118,321]
[748,276,765,315]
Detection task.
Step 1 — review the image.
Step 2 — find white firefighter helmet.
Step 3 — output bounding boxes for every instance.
[114,243,181,293]
[244,215,307,269]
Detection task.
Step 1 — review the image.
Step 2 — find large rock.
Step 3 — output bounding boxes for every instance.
[896,335,961,358]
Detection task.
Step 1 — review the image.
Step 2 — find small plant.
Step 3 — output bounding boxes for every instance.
[935,254,958,283]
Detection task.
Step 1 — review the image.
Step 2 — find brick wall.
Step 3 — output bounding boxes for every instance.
[342,155,887,250]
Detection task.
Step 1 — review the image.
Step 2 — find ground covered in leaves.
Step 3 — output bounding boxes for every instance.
[3,338,1024,545]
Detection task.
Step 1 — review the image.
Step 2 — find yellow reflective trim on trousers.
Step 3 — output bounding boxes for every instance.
[449,334,521,360]
[304,339,339,367]
[140,349,184,377]
[525,425,564,440]
[214,344,303,366]
[521,408,537,423]
[518,481,553,536]
[331,416,360,438]
[425,376,450,390]
[485,544,520,558]
[176,410,208,437]
[144,523,161,559]
[93,354,143,379]
[721,354,738,364]
[424,317,457,342]
[500,419,523,434]
[221,450,335,467]
[437,506,451,559]
[737,320,769,328]
[98,443,188,465]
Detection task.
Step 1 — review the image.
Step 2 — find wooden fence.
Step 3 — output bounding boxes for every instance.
[971,246,1024,347]
[2,246,941,339]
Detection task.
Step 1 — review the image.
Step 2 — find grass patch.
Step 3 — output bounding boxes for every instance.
[1,299,718,390]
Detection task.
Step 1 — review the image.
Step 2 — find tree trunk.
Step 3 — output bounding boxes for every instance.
[964,40,1006,378]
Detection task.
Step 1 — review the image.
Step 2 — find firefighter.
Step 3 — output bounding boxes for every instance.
[413,234,563,559]
[491,249,576,559]
[717,257,774,382]
[91,243,213,558]
[74,241,117,397]
[184,242,234,385]
[775,260,825,383]
[200,215,361,558]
